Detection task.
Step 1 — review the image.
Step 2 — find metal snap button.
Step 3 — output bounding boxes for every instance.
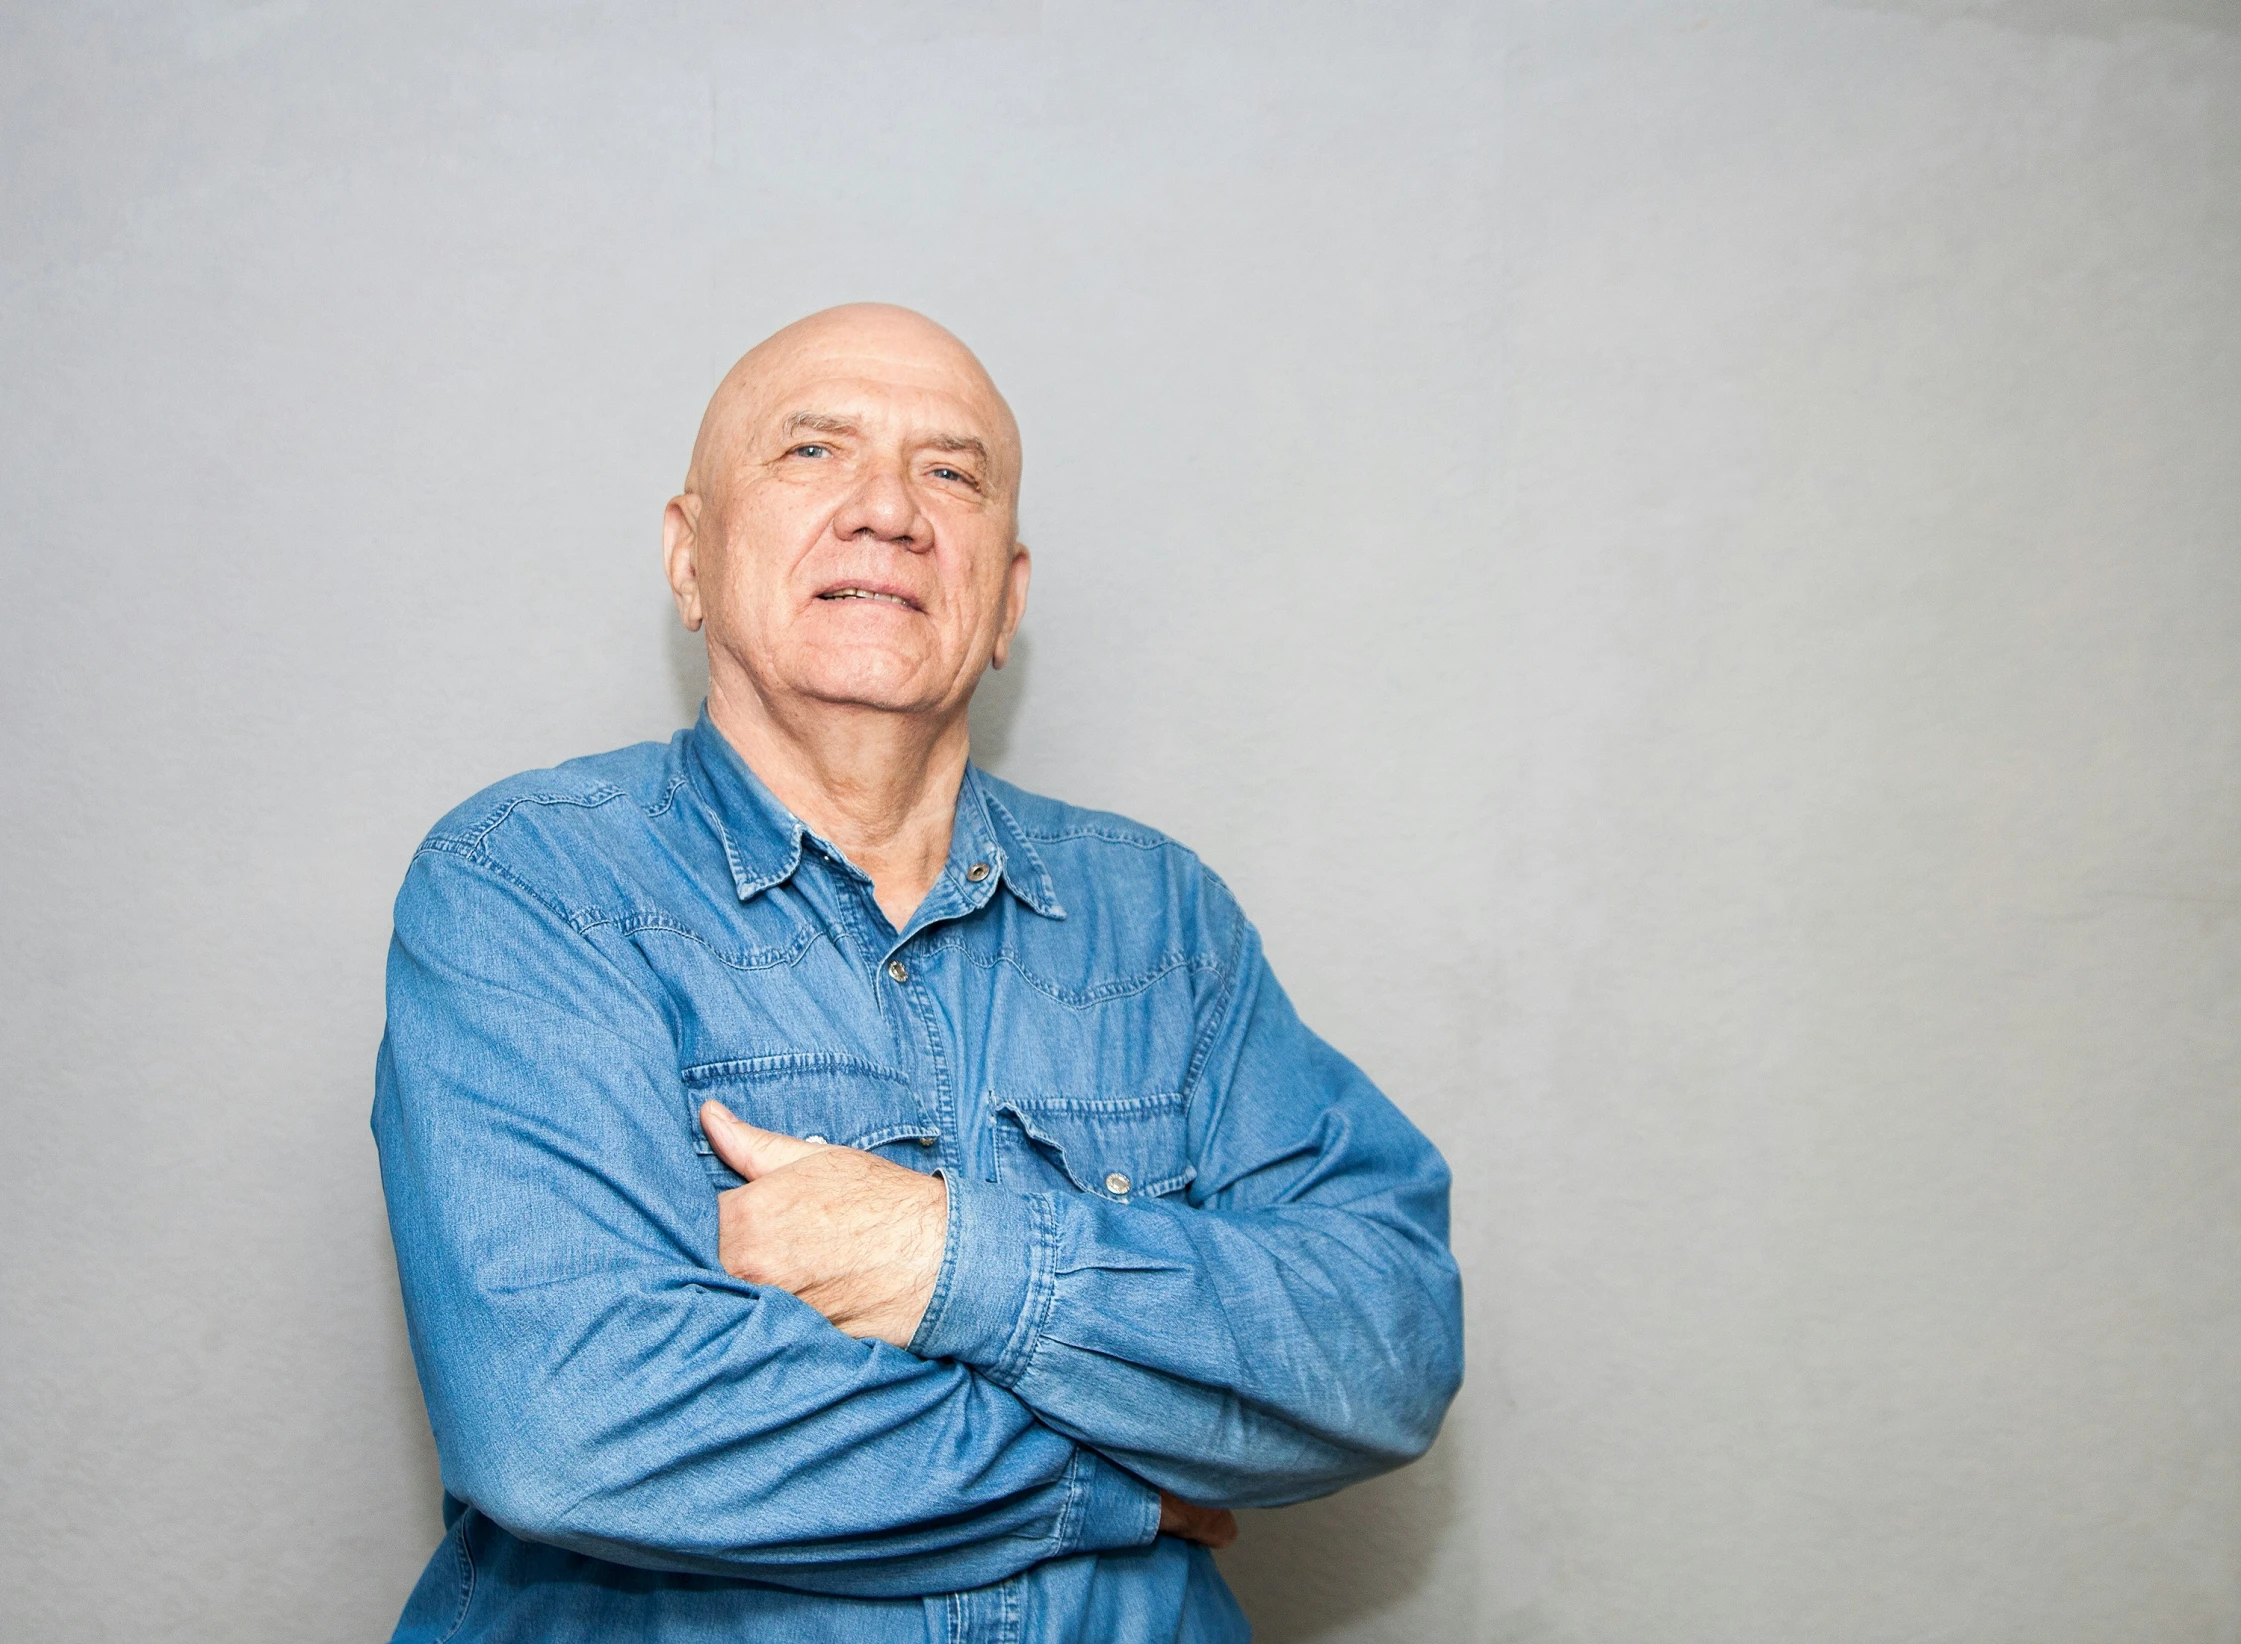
[966,862,991,882]
[886,959,909,982]
[918,1134,937,1147]
[1104,1171,1132,1195]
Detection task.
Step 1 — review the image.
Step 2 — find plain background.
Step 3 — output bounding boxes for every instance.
[4,3,2238,1640]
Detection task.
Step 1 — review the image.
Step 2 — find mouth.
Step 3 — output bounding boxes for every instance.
[815,584,923,612]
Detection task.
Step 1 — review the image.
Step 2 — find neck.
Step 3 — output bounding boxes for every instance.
[705,670,968,932]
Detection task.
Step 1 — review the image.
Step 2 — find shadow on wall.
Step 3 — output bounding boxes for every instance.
[1216,1441,1461,1641]
[665,611,707,724]
[961,626,1463,1635]
[660,609,1033,772]
[967,631,1030,772]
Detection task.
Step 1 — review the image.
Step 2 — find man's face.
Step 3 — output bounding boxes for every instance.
[666,316,1030,724]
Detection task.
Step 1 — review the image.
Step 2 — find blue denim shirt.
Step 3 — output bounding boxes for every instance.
[373,711,1462,1643]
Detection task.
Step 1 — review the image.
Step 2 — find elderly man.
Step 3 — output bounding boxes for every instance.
[373,304,1462,1643]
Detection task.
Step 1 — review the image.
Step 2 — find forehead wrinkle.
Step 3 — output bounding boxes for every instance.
[780,411,859,438]
[686,306,1023,498]
[925,432,992,463]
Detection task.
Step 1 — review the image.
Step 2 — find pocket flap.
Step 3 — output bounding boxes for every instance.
[992,1092,1195,1200]
[684,1054,937,1155]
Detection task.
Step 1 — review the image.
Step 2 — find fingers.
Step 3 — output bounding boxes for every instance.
[1156,1492,1239,1549]
[700,1100,823,1180]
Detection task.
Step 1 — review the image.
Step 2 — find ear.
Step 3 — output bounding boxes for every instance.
[990,541,1032,669]
[663,493,706,633]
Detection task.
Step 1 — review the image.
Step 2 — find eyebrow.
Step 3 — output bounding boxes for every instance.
[778,411,992,469]
[923,431,992,466]
[781,412,859,440]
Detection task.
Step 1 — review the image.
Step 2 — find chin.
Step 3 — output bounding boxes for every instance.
[788,653,950,717]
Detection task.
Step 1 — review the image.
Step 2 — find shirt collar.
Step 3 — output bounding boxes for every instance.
[956,766,1066,920]
[684,707,1065,920]
[684,707,809,901]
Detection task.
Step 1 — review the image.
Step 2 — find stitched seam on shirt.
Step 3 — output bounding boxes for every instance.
[889,943,966,1242]
[675,751,792,898]
[577,909,826,971]
[434,1509,476,1644]
[820,872,907,1041]
[408,843,675,1060]
[971,787,1061,914]
[680,1051,912,1085]
[910,1169,969,1361]
[642,772,692,817]
[453,784,631,850]
[1052,1422,1090,1555]
[991,1092,1187,1115]
[415,838,579,927]
[1181,905,1252,1106]
[993,1193,1062,1389]
[909,939,1217,1008]
[1014,825,1179,850]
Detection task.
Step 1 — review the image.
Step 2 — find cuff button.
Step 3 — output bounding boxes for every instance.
[1104,1171,1132,1195]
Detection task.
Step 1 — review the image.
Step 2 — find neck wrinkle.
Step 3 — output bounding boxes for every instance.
[703,672,968,930]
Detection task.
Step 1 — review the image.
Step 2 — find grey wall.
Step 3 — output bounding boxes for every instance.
[4,3,2237,1640]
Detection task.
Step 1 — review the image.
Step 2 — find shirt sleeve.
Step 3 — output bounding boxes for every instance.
[908,888,1465,1510]
[372,844,1159,1598]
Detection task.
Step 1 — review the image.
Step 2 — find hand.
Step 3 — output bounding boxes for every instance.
[1158,1491,1238,1549]
[701,1100,949,1348]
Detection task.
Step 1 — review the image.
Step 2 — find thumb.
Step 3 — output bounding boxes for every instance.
[700,1100,822,1180]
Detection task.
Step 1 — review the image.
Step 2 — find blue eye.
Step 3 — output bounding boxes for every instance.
[932,467,963,482]
[791,443,830,459]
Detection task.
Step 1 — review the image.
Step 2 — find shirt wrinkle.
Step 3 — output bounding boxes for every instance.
[372,714,1460,1643]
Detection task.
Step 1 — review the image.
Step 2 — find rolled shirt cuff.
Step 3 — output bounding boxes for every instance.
[912,1177,1160,1553]
[911,1172,1057,1385]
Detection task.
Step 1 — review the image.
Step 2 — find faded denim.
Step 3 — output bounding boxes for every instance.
[373,710,1463,1642]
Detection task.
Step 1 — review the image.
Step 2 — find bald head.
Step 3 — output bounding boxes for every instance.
[661,303,1035,746]
[685,304,1021,506]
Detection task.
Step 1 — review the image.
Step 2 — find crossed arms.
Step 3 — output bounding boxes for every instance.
[374,846,1463,1599]
[695,1102,1238,1549]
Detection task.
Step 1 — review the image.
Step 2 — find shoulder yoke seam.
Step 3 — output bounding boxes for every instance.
[642,773,692,818]
[1018,825,1187,852]
[414,836,582,927]
[455,784,634,850]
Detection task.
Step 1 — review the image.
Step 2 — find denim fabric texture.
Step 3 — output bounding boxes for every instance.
[373,710,1464,1643]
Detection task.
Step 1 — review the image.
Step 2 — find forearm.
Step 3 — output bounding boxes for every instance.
[911,1173,1463,1508]
[376,852,1161,1597]
[385,1162,1159,1596]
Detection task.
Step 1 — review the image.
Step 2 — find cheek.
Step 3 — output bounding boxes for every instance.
[710,496,825,610]
[937,538,1021,625]
[700,555,798,647]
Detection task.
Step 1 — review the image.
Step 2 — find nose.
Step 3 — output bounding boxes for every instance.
[831,454,931,552]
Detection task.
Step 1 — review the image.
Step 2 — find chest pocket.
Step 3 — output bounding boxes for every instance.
[992,1092,1196,1203]
[683,1055,940,1188]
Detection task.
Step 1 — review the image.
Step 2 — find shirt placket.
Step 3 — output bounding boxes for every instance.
[872,844,1009,1183]
[837,864,1029,1644]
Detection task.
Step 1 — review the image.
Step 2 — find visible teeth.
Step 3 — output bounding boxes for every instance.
[824,588,909,605]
